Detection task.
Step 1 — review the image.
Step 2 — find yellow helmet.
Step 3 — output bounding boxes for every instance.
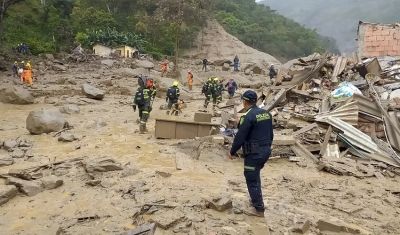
[28,61,30,63]
[208,77,212,81]
[14,61,17,64]
[173,81,179,86]
[214,77,219,81]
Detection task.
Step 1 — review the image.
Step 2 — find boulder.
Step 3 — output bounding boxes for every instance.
[5,177,44,196]
[244,69,251,75]
[206,195,233,212]
[0,156,14,167]
[101,79,114,87]
[0,86,34,105]
[58,133,76,142]
[120,167,140,178]
[118,68,147,77]
[26,109,66,135]
[81,84,105,100]
[59,104,80,115]
[3,140,18,151]
[214,59,232,66]
[135,60,154,69]
[84,157,123,173]
[40,176,63,190]
[44,54,55,60]
[11,149,25,158]
[222,63,230,71]
[52,64,66,71]
[0,185,18,206]
[101,59,116,67]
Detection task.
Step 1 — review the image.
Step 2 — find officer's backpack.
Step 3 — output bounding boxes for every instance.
[135,88,145,106]
[228,82,233,89]
[167,87,178,100]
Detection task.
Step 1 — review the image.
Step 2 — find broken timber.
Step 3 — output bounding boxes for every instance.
[124,223,156,235]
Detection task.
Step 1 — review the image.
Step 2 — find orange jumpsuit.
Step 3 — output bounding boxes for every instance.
[21,69,33,84]
[161,62,168,77]
[188,73,193,90]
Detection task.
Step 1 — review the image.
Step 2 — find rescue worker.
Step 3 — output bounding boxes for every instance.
[269,64,277,79]
[21,65,33,85]
[211,77,222,107]
[20,61,25,69]
[228,90,273,217]
[217,79,224,103]
[12,61,18,77]
[188,71,194,90]
[225,78,238,98]
[233,55,239,71]
[132,81,154,134]
[26,61,32,70]
[201,77,213,108]
[161,61,168,77]
[166,81,180,115]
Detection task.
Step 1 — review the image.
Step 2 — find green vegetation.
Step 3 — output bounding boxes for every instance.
[260,0,400,53]
[1,0,340,62]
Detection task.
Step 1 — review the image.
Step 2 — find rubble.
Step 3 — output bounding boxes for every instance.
[83,157,123,173]
[206,195,233,212]
[81,84,105,100]
[0,185,18,206]
[40,176,64,190]
[5,177,44,197]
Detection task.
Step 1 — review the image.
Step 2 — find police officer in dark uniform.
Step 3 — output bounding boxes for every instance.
[228,90,274,217]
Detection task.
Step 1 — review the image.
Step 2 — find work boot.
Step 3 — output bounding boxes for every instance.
[175,111,179,116]
[203,104,208,108]
[243,207,265,217]
[139,124,147,134]
[166,110,170,115]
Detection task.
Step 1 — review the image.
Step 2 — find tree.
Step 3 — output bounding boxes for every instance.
[147,0,213,70]
[0,0,25,40]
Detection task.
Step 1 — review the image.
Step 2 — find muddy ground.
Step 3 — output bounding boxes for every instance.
[0,60,399,235]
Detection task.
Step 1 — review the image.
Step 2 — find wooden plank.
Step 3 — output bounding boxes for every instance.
[293,123,318,136]
[320,125,332,156]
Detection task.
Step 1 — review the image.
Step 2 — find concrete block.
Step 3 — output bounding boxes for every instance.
[273,135,295,146]
[212,136,225,145]
[194,113,212,123]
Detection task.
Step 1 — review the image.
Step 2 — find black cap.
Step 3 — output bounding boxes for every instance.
[242,90,257,103]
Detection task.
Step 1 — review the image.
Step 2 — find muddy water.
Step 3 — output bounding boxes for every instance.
[0,97,270,235]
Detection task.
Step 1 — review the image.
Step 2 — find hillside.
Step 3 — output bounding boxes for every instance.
[1,0,339,62]
[260,0,400,54]
[184,20,281,64]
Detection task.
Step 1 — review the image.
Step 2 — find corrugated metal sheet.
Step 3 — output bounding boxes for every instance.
[315,101,359,125]
[331,56,348,83]
[350,94,389,118]
[327,117,399,167]
[384,111,400,151]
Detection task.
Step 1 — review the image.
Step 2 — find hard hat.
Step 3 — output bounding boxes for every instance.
[271,64,274,66]
[242,90,258,102]
[21,61,24,63]
[173,81,179,86]
[28,61,30,63]
[14,61,17,63]
[214,77,219,81]
[208,77,212,81]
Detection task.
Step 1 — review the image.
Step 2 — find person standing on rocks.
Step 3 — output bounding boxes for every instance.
[26,60,32,70]
[228,90,273,217]
[233,55,239,71]
[211,77,222,107]
[21,65,33,85]
[269,64,277,79]
[188,71,194,90]
[12,61,18,77]
[161,61,168,77]
[166,81,180,115]
[202,58,208,71]
[225,78,237,98]
[132,80,154,134]
[202,77,213,108]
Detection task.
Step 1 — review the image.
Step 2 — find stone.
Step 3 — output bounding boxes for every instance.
[317,219,362,234]
[117,67,147,77]
[57,77,67,84]
[135,60,154,69]
[150,211,185,230]
[83,157,123,173]
[5,177,44,196]
[244,69,251,75]
[11,149,25,158]
[214,59,232,66]
[26,109,66,135]
[120,167,140,178]
[52,64,66,71]
[19,140,32,148]
[58,133,76,142]
[0,156,14,167]
[59,105,80,115]
[101,79,114,87]
[156,171,171,178]
[81,84,105,100]
[292,220,310,234]
[3,140,18,151]
[101,59,116,67]
[212,136,225,145]
[85,180,101,186]
[90,119,107,129]
[0,185,18,206]
[44,54,54,60]
[40,176,64,190]
[100,178,116,188]
[0,86,34,105]
[222,63,230,71]
[207,196,233,212]
[44,97,58,104]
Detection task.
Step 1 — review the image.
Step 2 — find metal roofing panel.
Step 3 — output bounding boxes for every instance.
[315,101,359,126]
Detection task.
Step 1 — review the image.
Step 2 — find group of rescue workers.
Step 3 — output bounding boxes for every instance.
[201,76,238,108]
[12,60,33,85]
